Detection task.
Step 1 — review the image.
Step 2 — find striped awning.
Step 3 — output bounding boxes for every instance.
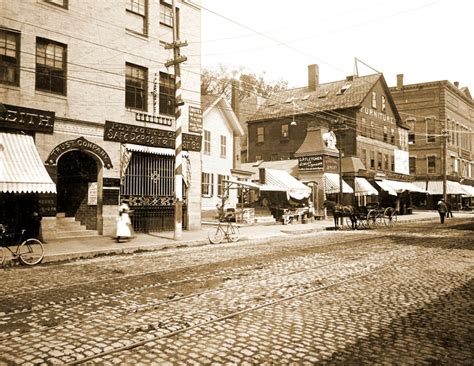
[354,177,378,197]
[261,168,311,200]
[0,132,56,193]
[125,144,188,156]
[461,184,474,197]
[376,179,426,196]
[419,180,471,195]
[324,173,354,194]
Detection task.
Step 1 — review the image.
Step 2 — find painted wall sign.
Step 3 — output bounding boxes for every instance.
[324,156,339,172]
[298,155,324,171]
[38,195,57,217]
[0,104,54,133]
[104,120,202,152]
[359,106,396,124]
[188,106,203,133]
[45,137,113,169]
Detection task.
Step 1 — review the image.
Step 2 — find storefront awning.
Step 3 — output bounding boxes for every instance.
[418,180,471,195]
[376,179,426,196]
[261,168,311,200]
[125,143,188,156]
[324,173,354,194]
[224,178,263,190]
[0,132,56,193]
[354,177,378,197]
[461,184,474,197]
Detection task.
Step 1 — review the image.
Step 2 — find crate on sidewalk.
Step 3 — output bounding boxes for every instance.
[236,208,255,224]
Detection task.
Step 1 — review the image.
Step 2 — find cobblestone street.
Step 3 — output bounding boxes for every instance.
[0,219,473,365]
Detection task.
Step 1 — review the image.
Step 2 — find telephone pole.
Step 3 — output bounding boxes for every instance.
[332,119,348,204]
[441,128,449,202]
[164,0,187,240]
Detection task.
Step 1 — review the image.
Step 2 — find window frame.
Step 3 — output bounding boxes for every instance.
[203,130,211,155]
[370,151,375,169]
[220,135,227,158]
[280,123,289,139]
[381,95,386,112]
[409,156,416,175]
[371,91,377,109]
[125,62,148,111]
[159,71,175,116]
[217,174,228,198]
[126,0,148,36]
[44,0,68,9]
[257,126,265,144]
[427,156,436,174]
[201,172,213,197]
[0,29,20,86]
[383,126,388,142]
[35,37,67,95]
[160,1,174,28]
[426,117,436,143]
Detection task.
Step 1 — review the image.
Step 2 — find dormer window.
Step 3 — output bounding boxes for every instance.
[336,83,351,95]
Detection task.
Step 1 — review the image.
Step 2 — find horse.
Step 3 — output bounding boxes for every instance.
[323,200,359,230]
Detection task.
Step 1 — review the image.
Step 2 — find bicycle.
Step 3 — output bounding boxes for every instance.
[0,225,45,266]
[208,215,240,244]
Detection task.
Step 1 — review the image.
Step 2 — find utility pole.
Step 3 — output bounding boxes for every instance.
[164,0,188,240]
[332,118,348,204]
[441,128,449,202]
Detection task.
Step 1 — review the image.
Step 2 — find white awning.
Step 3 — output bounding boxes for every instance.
[324,173,354,194]
[224,178,263,190]
[125,143,189,156]
[354,177,378,197]
[262,168,311,200]
[376,179,427,196]
[461,184,474,197]
[0,132,56,193]
[422,180,471,195]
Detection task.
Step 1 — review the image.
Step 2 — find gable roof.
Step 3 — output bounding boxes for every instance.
[248,73,383,122]
[201,94,244,136]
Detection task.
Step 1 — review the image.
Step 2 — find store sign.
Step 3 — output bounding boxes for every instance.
[394,149,409,175]
[359,106,396,124]
[324,156,339,172]
[0,104,54,133]
[88,182,98,205]
[46,137,113,169]
[188,106,203,133]
[38,195,57,217]
[298,155,324,171]
[104,121,202,152]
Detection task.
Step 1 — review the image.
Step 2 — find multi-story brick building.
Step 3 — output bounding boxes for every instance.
[390,75,474,209]
[246,64,422,212]
[0,0,202,239]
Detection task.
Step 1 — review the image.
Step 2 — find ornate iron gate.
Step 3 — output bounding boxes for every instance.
[121,152,187,232]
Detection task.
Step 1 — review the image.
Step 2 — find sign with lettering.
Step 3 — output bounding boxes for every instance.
[188,106,203,133]
[104,121,202,152]
[324,157,339,172]
[0,104,54,133]
[359,106,396,124]
[45,137,113,169]
[88,182,98,205]
[298,155,324,171]
[38,194,57,217]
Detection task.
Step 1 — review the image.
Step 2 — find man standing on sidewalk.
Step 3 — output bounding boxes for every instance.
[437,198,448,224]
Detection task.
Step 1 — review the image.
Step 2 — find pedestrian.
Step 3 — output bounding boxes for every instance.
[446,201,453,218]
[437,198,448,224]
[116,203,132,243]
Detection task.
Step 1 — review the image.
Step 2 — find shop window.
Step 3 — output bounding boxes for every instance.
[0,29,20,86]
[371,91,377,109]
[257,126,265,143]
[36,37,67,95]
[159,71,174,116]
[427,156,436,174]
[203,130,211,155]
[220,135,226,158]
[201,172,213,197]
[44,0,68,8]
[126,0,148,35]
[126,63,147,110]
[281,124,289,139]
[409,157,416,174]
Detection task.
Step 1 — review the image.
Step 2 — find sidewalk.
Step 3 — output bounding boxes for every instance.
[38,210,471,264]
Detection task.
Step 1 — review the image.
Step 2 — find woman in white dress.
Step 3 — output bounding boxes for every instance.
[116,204,132,242]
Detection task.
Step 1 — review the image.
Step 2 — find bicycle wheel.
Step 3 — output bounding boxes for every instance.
[227,223,240,242]
[18,238,44,265]
[208,226,224,244]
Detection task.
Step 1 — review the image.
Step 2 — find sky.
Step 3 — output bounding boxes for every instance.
[200,0,474,91]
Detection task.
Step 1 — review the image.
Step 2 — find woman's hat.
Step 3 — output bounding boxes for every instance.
[119,203,130,212]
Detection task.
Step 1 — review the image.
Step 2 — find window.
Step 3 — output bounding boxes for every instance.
[427,156,436,174]
[409,157,416,174]
[361,117,367,136]
[281,124,289,139]
[160,1,174,27]
[377,152,382,170]
[220,135,226,158]
[126,63,147,110]
[126,0,148,35]
[159,72,175,116]
[384,154,389,170]
[217,174,228,197]
[371,91,377,109]
[201,172,213,197]
[361,149,367,167]
[407,118,415,144]
[383,126,388,142]
[390,155,395,171]
[370,121,375,139]
[44,0,68,8]
[257,126,265,143]
[0,29,20,86]
[36,37,67,95]
[426,117,436,143]
[203,130,211,155]
[390,128,395,144]
[381,95,386,112]
[370,151,375,169]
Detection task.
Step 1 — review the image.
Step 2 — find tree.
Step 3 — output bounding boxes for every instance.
[201,65,287,101]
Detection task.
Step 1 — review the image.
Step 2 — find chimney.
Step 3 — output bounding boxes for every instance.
[346,75,354,82]
[396,74,404,90]
[308,64,319,91]
[454,81,460,88]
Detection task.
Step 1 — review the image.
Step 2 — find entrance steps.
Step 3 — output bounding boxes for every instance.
[52,214,99,240]
[254,207,277,225]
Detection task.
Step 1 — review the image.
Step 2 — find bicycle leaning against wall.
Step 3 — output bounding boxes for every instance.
[208,204,240,244]
[0,224,45,266]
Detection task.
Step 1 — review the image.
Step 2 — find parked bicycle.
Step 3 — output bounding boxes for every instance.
[0,225,45,266]
[208,205,240,244]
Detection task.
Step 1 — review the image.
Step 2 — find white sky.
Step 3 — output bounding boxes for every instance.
[200,0,474,91]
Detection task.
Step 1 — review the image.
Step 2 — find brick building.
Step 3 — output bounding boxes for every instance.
[390,75,474,209]
[246,64,423,213]
[0,0,202,239]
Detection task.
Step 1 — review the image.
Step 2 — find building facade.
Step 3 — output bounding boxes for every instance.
[390,75,474,209]
[0,0,202,239]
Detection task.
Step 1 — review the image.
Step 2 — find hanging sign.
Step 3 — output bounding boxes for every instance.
[188,106,203,133]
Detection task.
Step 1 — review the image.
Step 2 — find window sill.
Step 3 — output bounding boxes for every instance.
[125,29,149,40]
[35,89,67,100]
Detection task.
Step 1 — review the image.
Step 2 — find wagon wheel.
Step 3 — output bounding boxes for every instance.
[344,215,356,230]
[367,209,381,228]
[359,214,369,229]
[383,207,398,227]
